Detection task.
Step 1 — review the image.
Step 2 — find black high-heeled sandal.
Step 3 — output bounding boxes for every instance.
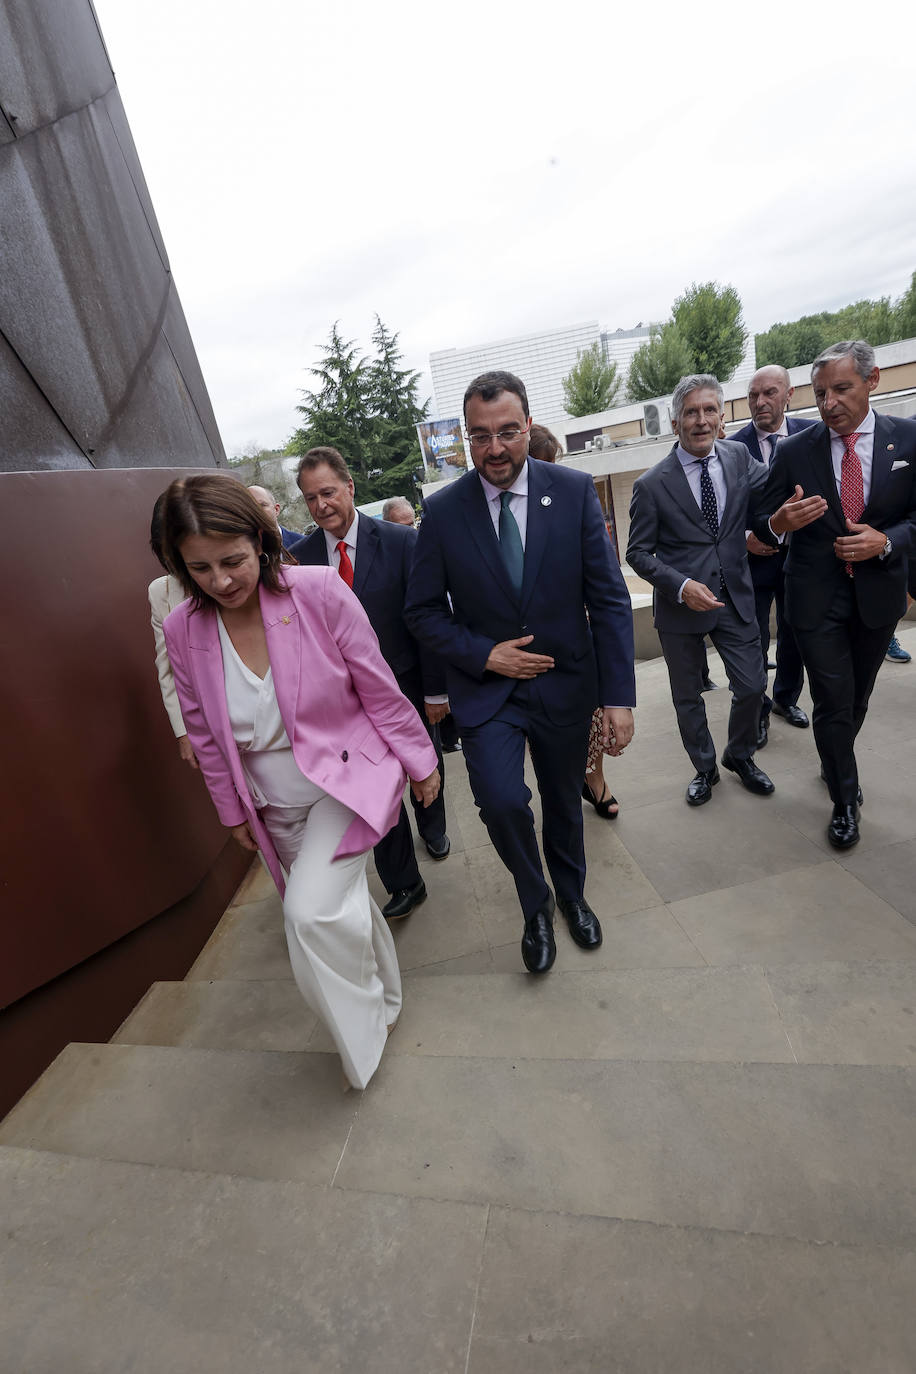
[581,781,619,819]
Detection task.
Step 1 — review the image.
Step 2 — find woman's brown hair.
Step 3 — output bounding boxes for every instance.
[528,423,563,463]
[159,473,287,610]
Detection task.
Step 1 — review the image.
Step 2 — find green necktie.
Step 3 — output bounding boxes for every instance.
[498,490,524,595]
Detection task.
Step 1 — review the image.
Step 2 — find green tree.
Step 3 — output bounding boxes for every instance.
[287,317,428,504]
[287,323,372,480]
[626,323,694,401]
[561,341,621,416]
[896,272,916,339]
[672,281,747,380]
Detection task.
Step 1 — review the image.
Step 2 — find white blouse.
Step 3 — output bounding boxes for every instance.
[217,615,317,808]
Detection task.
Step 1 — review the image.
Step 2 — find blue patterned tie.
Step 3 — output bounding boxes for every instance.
[498,491,524,595]
[698,457,726,594]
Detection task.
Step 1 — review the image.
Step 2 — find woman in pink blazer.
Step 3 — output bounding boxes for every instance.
[161,475,439,1090]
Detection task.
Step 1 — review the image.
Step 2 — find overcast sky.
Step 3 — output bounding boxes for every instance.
[93,0,916,456]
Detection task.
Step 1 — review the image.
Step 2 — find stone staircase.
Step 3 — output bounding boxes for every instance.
[3,631,916,1371]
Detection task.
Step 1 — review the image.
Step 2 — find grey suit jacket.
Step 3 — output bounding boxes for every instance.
[627,440,769,634]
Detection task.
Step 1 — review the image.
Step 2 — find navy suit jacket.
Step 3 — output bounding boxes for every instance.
[752,413,916,631]
[731,416,816,590]
[404,460,635,730]
[289,514,446,697]
[280,525,300,551]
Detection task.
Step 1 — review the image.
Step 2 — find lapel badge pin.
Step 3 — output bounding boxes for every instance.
[541,495,552,506]
[282,616,290,625]
[887,444,895,451]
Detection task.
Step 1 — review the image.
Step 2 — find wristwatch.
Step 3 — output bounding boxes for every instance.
[883,536,892,558]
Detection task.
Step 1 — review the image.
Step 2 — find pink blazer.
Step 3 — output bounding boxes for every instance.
[163,566,438,895]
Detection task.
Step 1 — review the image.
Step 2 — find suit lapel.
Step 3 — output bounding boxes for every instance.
[353,513,379,598]
[808,423,847,531]
[260,580,301,746]
[520,459,551,612]
[659,448,710,535]
[186,606,250,802]
[743,427,765,464]
[864,413,895,513]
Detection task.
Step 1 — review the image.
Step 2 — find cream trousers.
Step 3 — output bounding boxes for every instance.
[262,789,401,1090]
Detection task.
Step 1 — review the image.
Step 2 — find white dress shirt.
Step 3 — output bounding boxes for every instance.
[829,406,876,504]
[478,464,529,547]
[322,514,359,571]
[753,418,788,465]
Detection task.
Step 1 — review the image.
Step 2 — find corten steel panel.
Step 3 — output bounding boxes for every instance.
[0,1,224,472]
[0,0,113,136]
[0,332,90,469]
[0,467,238,1009]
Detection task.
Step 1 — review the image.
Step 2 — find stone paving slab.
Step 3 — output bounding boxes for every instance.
[669,859,916,966]
[0,1146,485,1374]
[113,979,320,1051]
[469,1206,916,1374]
[0,1043,354,1185]
[842,836,916,928]
[766,959,916,1065]
[188,895,290,982]
[314,966,795,1064]
[612,788,827,904]
[337,1056,916,1248]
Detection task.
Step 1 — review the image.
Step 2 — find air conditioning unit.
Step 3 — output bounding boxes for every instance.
[592,434,608,451]
[643,401,672,437]
[584,441,593,451]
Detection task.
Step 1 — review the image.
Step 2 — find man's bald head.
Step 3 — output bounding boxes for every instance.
[747,365,794,434]
[247,485,281,530]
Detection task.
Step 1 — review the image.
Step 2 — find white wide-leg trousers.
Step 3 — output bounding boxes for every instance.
[261,791,402,1090]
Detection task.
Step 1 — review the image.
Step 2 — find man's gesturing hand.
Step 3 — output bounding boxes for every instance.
[834,520,888,562]
[485,636,555,679]
[769,485,828,534]
[681,580,725,612]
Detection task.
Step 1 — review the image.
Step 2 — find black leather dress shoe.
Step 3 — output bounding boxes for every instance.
[424,833,451,860]
[827,804,860,849]
[686,767,720,806]
[382,879,427,920]
[757,716,769,749]
[557,897,602,949]
[772,702,809,728]
[721,751,775,795]
[521,902,556,974]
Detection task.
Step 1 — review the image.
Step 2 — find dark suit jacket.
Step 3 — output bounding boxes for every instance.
[280,525,300,551]
[752,413,916,631]
[731,416,816,590]
[289,514,446,697]
[403,459,635,730]
[627,439,769,634]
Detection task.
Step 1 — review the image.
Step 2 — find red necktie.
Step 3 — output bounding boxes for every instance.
[336,540,354,588]
[839,432,863,576]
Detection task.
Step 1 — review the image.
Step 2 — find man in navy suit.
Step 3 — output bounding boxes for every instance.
[754,340,916,849]
[289,449,449,920]
[731,366,816,747]
[404,371,636,974]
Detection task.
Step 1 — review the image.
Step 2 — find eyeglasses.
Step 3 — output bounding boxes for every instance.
[465,421,531,450]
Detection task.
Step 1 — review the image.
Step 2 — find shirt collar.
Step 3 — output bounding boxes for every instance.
[753,417,788,443]
[828,407,875,440]
[478,461,530,503]
[676,441,717,469]
[323,512,358,558]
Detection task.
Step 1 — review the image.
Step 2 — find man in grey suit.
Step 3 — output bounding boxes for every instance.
[627,374,779,806]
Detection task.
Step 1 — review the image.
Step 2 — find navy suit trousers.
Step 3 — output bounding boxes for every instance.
[459,682,591,921]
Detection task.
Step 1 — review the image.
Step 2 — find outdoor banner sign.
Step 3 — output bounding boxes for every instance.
[417,418,468,482]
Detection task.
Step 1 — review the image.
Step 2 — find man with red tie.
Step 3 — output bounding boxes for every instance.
[755,341,916,848]
[290,448,449,918]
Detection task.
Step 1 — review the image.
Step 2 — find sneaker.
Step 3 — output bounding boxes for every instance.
[885,636,911,663]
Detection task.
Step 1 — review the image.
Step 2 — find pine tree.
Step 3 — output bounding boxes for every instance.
[672,282,747,380]
[561,341,621,416]
[626,324,694,401]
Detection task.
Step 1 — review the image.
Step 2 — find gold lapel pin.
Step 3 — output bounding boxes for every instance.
[282,616,290,625]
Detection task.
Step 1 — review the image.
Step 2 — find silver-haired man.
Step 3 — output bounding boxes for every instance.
[627,374,800,806]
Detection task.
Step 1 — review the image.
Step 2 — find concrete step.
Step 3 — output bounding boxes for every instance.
[1,1144,913,1374]
[112,959,916,1067]
[1,1042,914,1250]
